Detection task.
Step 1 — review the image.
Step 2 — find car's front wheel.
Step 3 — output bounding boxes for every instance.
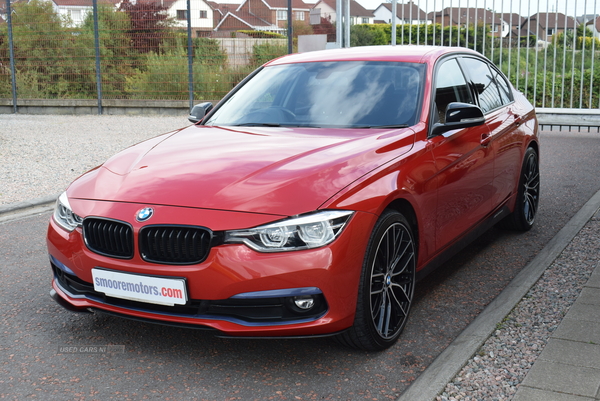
[336,210,416,351]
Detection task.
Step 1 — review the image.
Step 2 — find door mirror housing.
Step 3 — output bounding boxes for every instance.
[431,102,485,136]
[188,102,213,124]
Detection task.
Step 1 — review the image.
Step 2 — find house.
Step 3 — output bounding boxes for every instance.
[213,0,311,34]
[502,12,525,33]
[311,0,373,25]
[49,0,214,35]
[428,7,509,37]
[373,2,428,25]
[50,0,120,26]
[523,12,578,42]
[161,0,215,35]
[586,15,600,39]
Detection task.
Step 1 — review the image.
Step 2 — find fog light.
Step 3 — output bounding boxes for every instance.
[293,296,315,310]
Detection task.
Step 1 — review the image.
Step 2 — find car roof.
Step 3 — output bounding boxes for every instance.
[265,45,483,66]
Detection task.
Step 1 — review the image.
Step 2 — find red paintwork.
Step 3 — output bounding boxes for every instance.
[47,45,539,337]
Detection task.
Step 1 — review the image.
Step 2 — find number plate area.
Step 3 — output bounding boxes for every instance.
[92,268,187,306]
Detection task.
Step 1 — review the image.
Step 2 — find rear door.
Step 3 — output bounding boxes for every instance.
[458,57,523,208]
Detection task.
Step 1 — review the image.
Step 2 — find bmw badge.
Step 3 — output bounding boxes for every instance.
[136,207,154,222]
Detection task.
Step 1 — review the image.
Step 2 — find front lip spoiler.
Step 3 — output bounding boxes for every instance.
[50,284,347,339]
[50,289,93,314]
[96,308,346,339]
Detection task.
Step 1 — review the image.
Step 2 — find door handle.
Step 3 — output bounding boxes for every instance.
[481,133,492,146]
[514,114,522,126]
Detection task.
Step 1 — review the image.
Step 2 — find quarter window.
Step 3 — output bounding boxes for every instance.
[491,67,513,104]
[460,57,504,114]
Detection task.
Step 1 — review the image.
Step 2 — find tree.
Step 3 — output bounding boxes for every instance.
[552,24,600,50]
[119,0,175,53]
[0,0,93,98]
[80,4,138,97]
[312,17,336,42]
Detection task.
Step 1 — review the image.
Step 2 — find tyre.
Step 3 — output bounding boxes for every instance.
[498,147,540,231]
[336,210,416,351]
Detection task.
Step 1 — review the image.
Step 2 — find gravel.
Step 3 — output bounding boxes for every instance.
[0,114,187,205]
[436,212,600,401]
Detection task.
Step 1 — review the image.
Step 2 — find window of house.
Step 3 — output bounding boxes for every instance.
[296,11,304,20]
[177,10,187,20]
[277,10,287,20]
[70,9,81,22]
[362,17,369,23]
[199,10,208,18]
[547,28,555,35]
[491,24,498,32]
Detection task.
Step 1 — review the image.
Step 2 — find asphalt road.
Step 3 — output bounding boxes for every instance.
[1,131,599,400]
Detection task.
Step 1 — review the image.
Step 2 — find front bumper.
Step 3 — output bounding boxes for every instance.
[47,202,376,337]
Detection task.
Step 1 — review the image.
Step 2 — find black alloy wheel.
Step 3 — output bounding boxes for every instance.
[336,210,416,351]
[499,147,540,231]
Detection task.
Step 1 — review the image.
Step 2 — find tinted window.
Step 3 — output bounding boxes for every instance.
[460,57,504,114]
[490,67,513,104]
[433,59,474,123]
[205,61,426,128]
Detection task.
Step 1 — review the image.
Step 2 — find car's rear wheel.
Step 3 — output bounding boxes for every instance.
[499,147,540,231]
[336,210,416,351]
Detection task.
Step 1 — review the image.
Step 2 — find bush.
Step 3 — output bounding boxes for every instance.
[237,30,286,39]
[125,47,232,101]
[250,43,288,67]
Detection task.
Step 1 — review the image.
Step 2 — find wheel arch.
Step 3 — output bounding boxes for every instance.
[526,138,539,156]
[384,198,420,255]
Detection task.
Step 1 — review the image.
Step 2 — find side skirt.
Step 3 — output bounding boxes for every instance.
[415,204,511,282]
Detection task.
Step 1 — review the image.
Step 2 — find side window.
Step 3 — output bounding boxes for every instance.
[460,57,505,114]
[491,67,513,104]
[434,59,474,123]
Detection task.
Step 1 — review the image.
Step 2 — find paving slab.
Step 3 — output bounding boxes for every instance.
[538,338,600,369]
[519,360,600,398]
[513,387,595,401]
[587,270,600,289]
[565,302,600,323]
[576,287,600,306]
[553,318,600,345]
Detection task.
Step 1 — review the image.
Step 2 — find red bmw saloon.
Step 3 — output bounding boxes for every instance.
[47,46,539,351]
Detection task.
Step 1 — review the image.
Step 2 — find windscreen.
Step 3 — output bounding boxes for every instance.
[204,61,426,129]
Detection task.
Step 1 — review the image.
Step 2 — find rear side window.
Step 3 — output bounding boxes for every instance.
[491,67,513,104]
[460,57,507,114]
[433,58,474,123]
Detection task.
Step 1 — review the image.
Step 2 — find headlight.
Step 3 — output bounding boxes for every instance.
[53,192,83,232]
[224,210,354,252]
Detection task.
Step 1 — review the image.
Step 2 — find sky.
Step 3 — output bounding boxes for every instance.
[305,0,600,17]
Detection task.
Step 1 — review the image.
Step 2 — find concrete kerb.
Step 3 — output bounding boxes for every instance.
[0,194,58,223]
[398,187,600,401]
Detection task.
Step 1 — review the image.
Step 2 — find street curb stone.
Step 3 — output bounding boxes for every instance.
[0,195,58,216]
[397,188,600,401]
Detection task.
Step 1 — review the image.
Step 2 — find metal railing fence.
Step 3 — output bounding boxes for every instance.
[1,0,600,113]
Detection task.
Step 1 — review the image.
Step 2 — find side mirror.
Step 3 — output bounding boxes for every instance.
[431,102,485,136]
[188,102,213,124]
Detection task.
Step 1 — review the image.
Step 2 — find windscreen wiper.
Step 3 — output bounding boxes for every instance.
[233,123,281,127]
[367,124,409,129]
